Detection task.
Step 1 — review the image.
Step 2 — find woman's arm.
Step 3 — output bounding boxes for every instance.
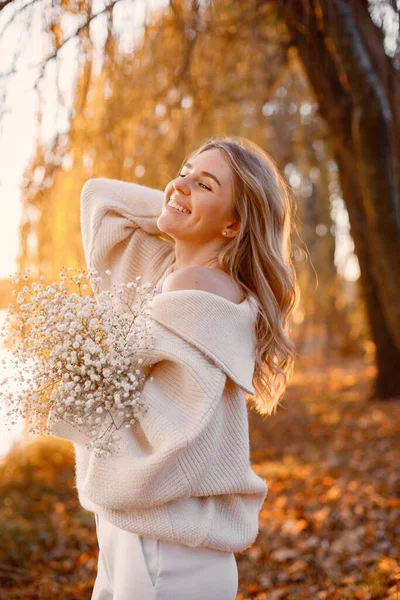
[80,177,174,293]
[49,317,228,510]
[81,177,168,266]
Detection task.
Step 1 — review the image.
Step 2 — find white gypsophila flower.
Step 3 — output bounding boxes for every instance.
[0,265,157,458]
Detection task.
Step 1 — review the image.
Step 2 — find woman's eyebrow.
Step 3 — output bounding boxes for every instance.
[183,162,222,187]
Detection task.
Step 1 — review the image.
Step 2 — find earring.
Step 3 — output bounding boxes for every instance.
[223,231,227,236]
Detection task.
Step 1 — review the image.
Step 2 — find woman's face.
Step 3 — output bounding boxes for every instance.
[157,148,238,244]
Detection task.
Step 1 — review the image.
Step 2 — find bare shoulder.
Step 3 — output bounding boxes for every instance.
[162,265,244,304]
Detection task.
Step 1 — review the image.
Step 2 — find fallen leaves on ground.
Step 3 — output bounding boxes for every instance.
[0,356,399,599]
[239,356,400,599]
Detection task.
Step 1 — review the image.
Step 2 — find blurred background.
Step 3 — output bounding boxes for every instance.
[0,1,399,598]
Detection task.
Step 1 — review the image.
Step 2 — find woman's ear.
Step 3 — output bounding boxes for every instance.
[225,219,241,239]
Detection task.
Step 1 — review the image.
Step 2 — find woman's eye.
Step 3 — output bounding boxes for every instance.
[178,173,211,191]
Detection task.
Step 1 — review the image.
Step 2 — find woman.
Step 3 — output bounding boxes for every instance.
[49,135,299,599]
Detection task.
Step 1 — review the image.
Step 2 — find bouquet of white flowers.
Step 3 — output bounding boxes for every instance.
[0,266,157,458]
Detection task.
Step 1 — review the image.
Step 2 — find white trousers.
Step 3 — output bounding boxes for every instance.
[91,512,239,600]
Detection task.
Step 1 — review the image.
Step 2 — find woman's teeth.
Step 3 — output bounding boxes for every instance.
[168,200,191,214]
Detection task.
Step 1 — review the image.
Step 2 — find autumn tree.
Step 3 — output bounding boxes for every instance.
[1,0,398,396]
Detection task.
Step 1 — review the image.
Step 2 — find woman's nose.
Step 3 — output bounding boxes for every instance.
[173,179,190,195]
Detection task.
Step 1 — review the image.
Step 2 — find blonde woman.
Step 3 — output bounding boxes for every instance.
[50,135,299,599]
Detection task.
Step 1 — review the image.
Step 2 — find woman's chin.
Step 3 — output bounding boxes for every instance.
[157,214,178,240]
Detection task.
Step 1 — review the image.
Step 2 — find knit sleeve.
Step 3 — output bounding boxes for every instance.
[48,320,228,511]
[80,177,173,293]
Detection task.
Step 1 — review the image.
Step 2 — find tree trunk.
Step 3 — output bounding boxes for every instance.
[335,151,400,399]
[317,0,400,345]
[274,0,400,396]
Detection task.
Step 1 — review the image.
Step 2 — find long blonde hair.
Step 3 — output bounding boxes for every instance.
[177,135,300,417]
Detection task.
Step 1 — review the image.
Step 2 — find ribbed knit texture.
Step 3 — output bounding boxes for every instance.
[48,177,268,553]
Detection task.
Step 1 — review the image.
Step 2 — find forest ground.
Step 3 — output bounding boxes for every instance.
[0,355,399,600]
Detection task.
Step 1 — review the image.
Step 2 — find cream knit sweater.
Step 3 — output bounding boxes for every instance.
[48,177,268,553]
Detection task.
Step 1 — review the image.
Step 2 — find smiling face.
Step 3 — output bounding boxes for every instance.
[157,149,239,251]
